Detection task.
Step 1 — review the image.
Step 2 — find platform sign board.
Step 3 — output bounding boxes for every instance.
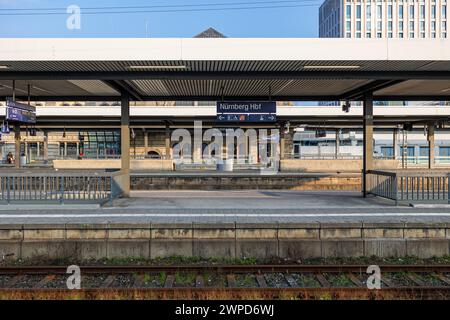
[216,101,276,123]
[5,100,36,124]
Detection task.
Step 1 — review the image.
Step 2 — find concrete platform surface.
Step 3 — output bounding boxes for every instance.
[0,190,449,224]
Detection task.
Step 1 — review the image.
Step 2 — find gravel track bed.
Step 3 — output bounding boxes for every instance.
[291,273,320,288]
[0,276,12,288]
[264,273,289,288]
[235,274,257,288]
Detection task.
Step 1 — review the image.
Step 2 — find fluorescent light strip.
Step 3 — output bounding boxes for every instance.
[0,65,9,70]
[128,65,187,70]
[303,65,360,69]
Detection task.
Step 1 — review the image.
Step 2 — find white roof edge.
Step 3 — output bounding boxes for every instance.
[0,38,449,61]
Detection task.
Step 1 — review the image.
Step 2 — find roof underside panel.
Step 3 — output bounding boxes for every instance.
[0,80,119,96]
[128,79,373,97]
[1,60,450,72]
[375,80,450,96]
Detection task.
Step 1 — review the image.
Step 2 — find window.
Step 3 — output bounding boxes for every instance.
[420,146,429,157]
[399,5,404,19]
[431,5,436,19]
[399,21,404,31]
[442,21,447,31]
[409,21,415,30]
[409,5,414,19]
[409,32,415,38]
[388,32,393,38]
[400,146,415,157]
[366,21,372,31]
[440,146,450,157]
[388,5,393,19]
[377,21,382,30]
[366,5,371,18]
[346,32,351,38]
[366,32,372,37]
[346,21,351,31]
[432,32,436,38]
[377,32,382,38]
[380,147,394,158]
[346,4,351,19]
[443,5,447,19]
[420,21,425,31]
[431,21,436,31]
[356,5,361,19]
[420,32,425,38]
[356,32,361,38]
[399,32,404,38]
[420,5,425,19]
[388,21,393,31]
[356,21,361,31]
[377,5,382,19]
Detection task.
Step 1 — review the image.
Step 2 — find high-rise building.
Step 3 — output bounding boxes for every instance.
[319,0,448,39]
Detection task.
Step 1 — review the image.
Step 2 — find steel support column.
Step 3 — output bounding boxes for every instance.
[363,93,374,197]
[428,122,435,169]
[165,124,171,160]
[335,129,340,159]
[393,128,398,160]
[121,93,131,197]
[14,125,20,169]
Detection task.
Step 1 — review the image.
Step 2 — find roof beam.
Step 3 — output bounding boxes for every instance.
[3,95,450,102]
[339,80,405,101]
[103,80,143,101]
[2,71,450,81]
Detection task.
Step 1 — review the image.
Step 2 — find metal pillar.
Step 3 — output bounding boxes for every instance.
[165,124,171,160]
[120,93,131,197]
[393,128,398,160]
[428,122,435,169]
[335,128,340,159]
[14,125,20,169]
[43,131,49,161]
[363,93,374,197]
[143,129,148,156]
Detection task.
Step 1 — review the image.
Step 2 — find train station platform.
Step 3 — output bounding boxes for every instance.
[0,190,449,261]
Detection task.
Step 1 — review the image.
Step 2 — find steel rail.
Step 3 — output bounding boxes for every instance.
[0,287,450,300]
[1,264,450,275]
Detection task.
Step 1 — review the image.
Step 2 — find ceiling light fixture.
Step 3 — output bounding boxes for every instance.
[128,65,187,70]
[440,88,450,92]
[0,65,9,70]
[303,65,360,69]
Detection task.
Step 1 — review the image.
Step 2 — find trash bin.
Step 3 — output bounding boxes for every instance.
[223,159,234,172]
[20,155,27,166]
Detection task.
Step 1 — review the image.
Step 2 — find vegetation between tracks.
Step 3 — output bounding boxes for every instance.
[2,255,450,267]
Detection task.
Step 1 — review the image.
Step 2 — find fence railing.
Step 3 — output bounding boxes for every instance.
[0,171,126,205]
[367,170,450,204]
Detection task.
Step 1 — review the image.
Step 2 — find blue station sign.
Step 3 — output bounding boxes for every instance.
[216,101,277,123]
[6,100,36,124]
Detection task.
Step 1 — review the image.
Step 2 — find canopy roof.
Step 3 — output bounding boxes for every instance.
[0,38,450,101]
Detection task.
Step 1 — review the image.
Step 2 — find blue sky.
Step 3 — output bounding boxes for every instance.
[0,0,320,37]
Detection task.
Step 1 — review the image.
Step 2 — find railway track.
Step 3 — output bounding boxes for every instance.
[0,264,450,299]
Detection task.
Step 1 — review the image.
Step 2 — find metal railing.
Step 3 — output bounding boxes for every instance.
[367,170,450,204]
[0,171,126,205]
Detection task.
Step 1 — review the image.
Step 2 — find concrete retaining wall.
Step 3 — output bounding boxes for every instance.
[131,175,361,191]
[280,159,400,172]
[1,222,449,260]
[53,159,173,171]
